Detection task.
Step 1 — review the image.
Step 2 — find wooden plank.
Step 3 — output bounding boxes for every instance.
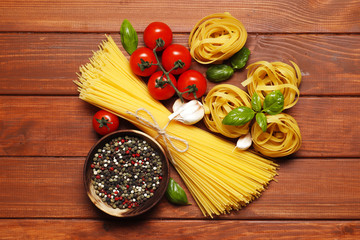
[0,0,359,33]
[0,33,359,96]
[1,219,360,239]
[0,157,359,219]
[0,96,359,158]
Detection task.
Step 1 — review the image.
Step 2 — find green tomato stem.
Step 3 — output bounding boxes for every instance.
[150,41,200,103]
[96,117,112,130]
[152,44,185,102]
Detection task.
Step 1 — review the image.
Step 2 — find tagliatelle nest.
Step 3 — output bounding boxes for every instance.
[242,61,302,109]
[188,12,247,64]
[251,113,302,157]
[202,84,251,138]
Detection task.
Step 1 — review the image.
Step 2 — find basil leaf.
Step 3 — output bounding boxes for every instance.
[165,177,189,205]
[222,106,255,126]
[120,19,138,55]
[206,64,234,82]
[251,92,262,112]
[263,90,284,115]
[230,47,251,70]
[256,112,267,132]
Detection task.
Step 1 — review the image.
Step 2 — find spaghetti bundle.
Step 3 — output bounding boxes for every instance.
[188,12,247,64]
[75,36,278,217]
[242,61,302,109]
[251,113,302,158]
[202,84,251,138]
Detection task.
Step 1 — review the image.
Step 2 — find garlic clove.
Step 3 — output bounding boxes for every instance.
[178,108,204,125]
[169,99,205,125]
[179,101,200,116]
[172,98,184,112]
[236,132,252,150]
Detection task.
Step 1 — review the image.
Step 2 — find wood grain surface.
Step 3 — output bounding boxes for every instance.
[0,96,358,157]
[0,34,359,95]
[0,157,359,219]
[1,219,360,239]
[0,0,359,33]
[0,0,359,239]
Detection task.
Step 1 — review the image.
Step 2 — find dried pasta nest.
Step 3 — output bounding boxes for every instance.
[251,113,302,158]
[202,84,251,138]
[242,61,302,109]
[188,12,247,64]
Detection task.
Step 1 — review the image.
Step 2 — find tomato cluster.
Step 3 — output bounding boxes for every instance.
[129,22,207,101]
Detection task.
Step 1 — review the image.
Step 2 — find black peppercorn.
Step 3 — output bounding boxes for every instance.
[91,135,163,210]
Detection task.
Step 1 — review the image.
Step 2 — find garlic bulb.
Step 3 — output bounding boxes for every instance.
[168,99,205,125]
[235,132,252,150]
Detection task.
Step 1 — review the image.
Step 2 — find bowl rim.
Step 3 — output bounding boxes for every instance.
[83,129,170,217]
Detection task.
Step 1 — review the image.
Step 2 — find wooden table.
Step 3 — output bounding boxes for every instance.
[1,1,359,239]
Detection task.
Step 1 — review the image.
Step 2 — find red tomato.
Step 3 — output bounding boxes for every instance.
[129,47,158,77]
[92,110,120,135]
[177,70,207,100]
[161,44,192,75]
[148,71,177,100]
[144,22,173,51]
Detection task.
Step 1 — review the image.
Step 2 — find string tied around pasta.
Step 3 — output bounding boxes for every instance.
[126,108,189,165]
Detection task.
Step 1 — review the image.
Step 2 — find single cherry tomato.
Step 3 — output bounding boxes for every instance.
[177,70,207,100]
[144,22,173,51]
[161,44,192,75]
[92,110,120,135]
[129,47,158,77]
[148,71,177,100]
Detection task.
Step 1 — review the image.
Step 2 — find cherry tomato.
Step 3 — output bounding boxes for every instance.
[162,44,192,75]
[177,70,207,100]
[92,110,120,135]
[144,22,173,51]
[129,47,158,77]
[148,71,177,100]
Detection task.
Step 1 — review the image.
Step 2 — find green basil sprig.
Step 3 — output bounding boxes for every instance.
[222,90,285,132]
[120,19,138,55]
[165,177,189,205]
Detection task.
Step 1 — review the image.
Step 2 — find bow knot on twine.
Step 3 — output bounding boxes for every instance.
[126,109,189,160]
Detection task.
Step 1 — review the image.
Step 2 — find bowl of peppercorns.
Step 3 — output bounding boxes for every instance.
[83,129,170,217]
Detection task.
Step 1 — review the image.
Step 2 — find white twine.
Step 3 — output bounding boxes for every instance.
[126,108,189,165]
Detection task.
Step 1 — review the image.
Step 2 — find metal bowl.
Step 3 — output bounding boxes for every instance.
[83,129,170,217]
